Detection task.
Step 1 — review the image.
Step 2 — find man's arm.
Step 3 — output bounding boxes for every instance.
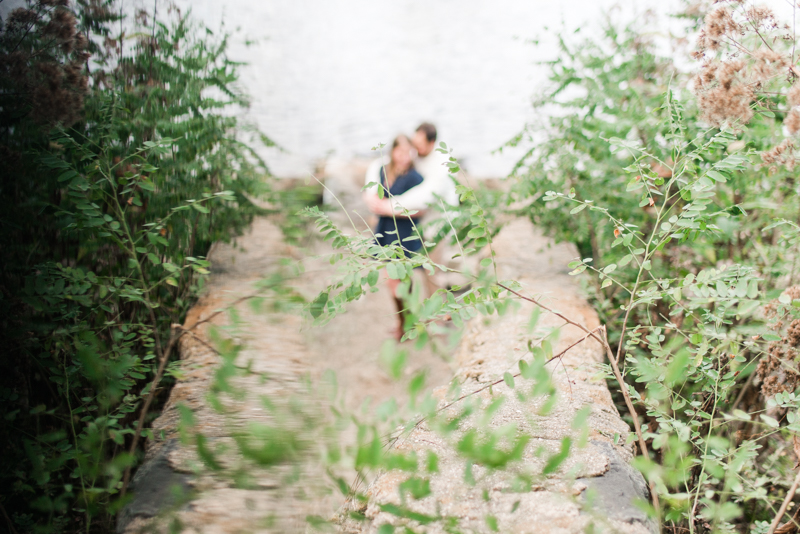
[387,178,436,212]
[364,188,425,218]
[365,177,432,217]
[388,152,458,212]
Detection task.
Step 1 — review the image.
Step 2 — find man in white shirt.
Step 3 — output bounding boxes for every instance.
[363,123,459,218]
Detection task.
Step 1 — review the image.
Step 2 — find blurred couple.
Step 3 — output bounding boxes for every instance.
[362,122,459,340]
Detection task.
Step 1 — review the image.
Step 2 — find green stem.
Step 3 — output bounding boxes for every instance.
[63,353,90,532]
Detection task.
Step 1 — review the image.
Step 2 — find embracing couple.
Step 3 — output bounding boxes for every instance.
[362,122,459,340]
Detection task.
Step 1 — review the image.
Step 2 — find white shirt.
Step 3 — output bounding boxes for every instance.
[364,150,459,212]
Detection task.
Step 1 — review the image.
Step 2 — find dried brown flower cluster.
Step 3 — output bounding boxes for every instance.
[695,4,742,54]
[757,339,800,398]
[758,287,800,398]
[693,2,800,168]
[761,138,796,172]
[0,2,89,128]
[693,3,786,121]
[694,57,757,128]
[763,286,800,325]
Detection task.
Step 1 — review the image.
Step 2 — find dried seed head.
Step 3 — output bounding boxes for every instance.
[787,109,800,135]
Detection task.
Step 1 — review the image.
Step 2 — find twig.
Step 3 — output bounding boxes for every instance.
[435,327,599,415]
[120,325,181,497]
[769,470,800,534]
[775,506,800,534]
[0,502,19,534]
[384,328,600,449]
[555,353,575,399]
[497,283,661,518]
[120,290,268,496]
[188,291,268,331]
[498,283,591,335]
[731,365,758,412]
[177,327,222,356]
[600,325,660,517]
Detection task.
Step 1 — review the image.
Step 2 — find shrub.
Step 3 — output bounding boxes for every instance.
[0,2,270,532]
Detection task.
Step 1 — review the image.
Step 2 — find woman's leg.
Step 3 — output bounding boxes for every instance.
[385,276,405,341]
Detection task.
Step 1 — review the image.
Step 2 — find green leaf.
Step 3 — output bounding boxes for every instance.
[626,180,644,191]
[734,278,748,298]
[310,292,328,319]
[760,414,779,428]
[367,270,379,287]
[568,265,587,276]
[747,279,759,299]
[467,227,486,239]
[139,180,156,191]
[386,262,401,280]
[543,437,572,474]
[716,281,728,297]
[57,170,78,182]
[570,204,587,214]
[542,339,553,358]
[706,170,728,183]
[503,372,515,389]
[697,176,714,189]
[377,503,437,524]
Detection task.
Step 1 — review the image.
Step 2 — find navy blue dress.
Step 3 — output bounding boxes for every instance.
[374,167,424,257]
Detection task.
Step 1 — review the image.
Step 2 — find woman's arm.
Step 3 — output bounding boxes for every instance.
[364,193,424,218]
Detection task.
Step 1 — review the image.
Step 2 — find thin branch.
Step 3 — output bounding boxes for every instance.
[769,470,800,534]
[120,289,269,496]
[120,324,180,497]
[188,291,268,331]
[496,283,661,517]
[0,502,19,534]
[384,327,600,449]
[434,327,599,415]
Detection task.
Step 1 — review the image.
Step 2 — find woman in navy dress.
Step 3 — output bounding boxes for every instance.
[374,135,424,256]
[370,134,424,340]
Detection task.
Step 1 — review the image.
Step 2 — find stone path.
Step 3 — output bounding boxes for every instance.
[119,162,654,533]
[338,219,654,533]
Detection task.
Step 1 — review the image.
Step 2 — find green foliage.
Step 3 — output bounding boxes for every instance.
[509,16,800,532]
[0,3,271,532]
[9,2,800,533]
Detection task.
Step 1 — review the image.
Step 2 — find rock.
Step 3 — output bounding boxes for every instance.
[579,441,655,530]
[116,440,192,534]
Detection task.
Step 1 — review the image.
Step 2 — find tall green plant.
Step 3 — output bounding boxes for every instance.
[509,15,800,533]
[0,3,271,532]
